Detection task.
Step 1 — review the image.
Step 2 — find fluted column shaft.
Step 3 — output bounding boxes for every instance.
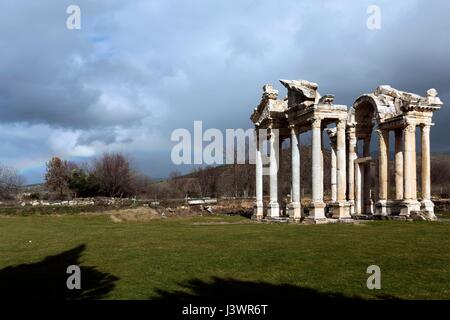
[337,120,347,202]
[312,119,323,203]
[268,128,280,218]
[404,123,417,201]
[378,129,389,201]
[363,136,372,213]
[255,128,263,218]
[395,129,404,200]
[421,125,431,201]
[347,129,357,204]
[289,126,302,221]
[330,142,337,202]
[291,127,300,204]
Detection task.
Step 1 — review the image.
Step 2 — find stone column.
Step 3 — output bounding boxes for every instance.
[347,128,357,214]
[268,128,280,218]
[330,140,337,203]
[337,120,347,202]
[309,117,326,221]
[403,123,417,201]
[355,161,362,214]
[289,126,301,221]
[363,136,372,214]
[320,126,324,201]
[395,129,404,200]
[254,128,264,219]
[376,129,389,215]
[412,128,417,200]
[278,137,284,215]
[330,120,351,219]
[402,122,420,216]
[374,159,379,203]
[421,125,435,216]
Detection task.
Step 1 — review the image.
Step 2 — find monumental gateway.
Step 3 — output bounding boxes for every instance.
[250,80,443,223]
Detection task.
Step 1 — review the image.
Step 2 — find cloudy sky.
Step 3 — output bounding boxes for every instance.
[1,0,449,184]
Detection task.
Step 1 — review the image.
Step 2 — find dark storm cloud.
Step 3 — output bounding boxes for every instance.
[0,0,148,130]
[76,129,118,146]
[0,0,449,183]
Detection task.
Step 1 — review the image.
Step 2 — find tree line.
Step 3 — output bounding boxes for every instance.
[149,147,450,201]
[1,148,450,201]
[44,152,152,199]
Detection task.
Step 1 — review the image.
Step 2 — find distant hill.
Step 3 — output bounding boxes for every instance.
[20,183,46,191]
[156,147,450,200]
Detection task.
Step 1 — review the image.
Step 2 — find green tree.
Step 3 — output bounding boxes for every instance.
[68,169,101,197]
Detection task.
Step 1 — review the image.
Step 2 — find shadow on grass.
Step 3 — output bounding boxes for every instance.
[153,277,401,300]
[224,209,254,219]
[0,244,118,300]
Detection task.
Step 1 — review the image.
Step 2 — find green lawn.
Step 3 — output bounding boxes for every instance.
[0,214,449,300]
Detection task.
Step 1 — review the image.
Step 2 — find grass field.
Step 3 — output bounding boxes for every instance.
[0,213,449,300]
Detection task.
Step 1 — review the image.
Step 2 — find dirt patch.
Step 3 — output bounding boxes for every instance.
[108,207,163,223]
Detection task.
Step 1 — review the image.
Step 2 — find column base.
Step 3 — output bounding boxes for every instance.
[265,216,290,223]
[329,201,352,219]
[348,200,355,215]
[288,202,302,222]
[421,200,437,220]
[267,202,280,219]
[365,201,374,215]
[252,202,264,221]
[375,200,388,216]
[399,200,421,217]
[307,201,327,222]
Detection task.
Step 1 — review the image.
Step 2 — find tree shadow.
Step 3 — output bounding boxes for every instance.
[152,277,401,301]
[0,244,118,300]
[225,209,254,219]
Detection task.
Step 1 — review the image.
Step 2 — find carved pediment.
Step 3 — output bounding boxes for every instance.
[280,79,321,110]
[373,85,443,116]
[251,84,288,124]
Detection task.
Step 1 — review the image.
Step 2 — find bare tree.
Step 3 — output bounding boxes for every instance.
[133,174,153,197]
[0,165,25,199]
[191,166,216,197]
[93,152,135,197]
[430,153,450,197]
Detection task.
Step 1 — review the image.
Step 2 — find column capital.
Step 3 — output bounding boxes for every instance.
[420,124,432,133]
[289,124,298,135]
[309,116,322,129]
[347,128,357,146]
[347,122,356,129]
[336,119,346,130]
[267,127,279,139]
[404,121,416,133]
[375,128,389,138]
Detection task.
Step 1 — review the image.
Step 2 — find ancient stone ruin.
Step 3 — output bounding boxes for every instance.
[250,80,443,223]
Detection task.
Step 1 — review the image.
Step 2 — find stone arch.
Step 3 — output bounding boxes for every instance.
[348,95,386,138]
[348,95,385,215]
